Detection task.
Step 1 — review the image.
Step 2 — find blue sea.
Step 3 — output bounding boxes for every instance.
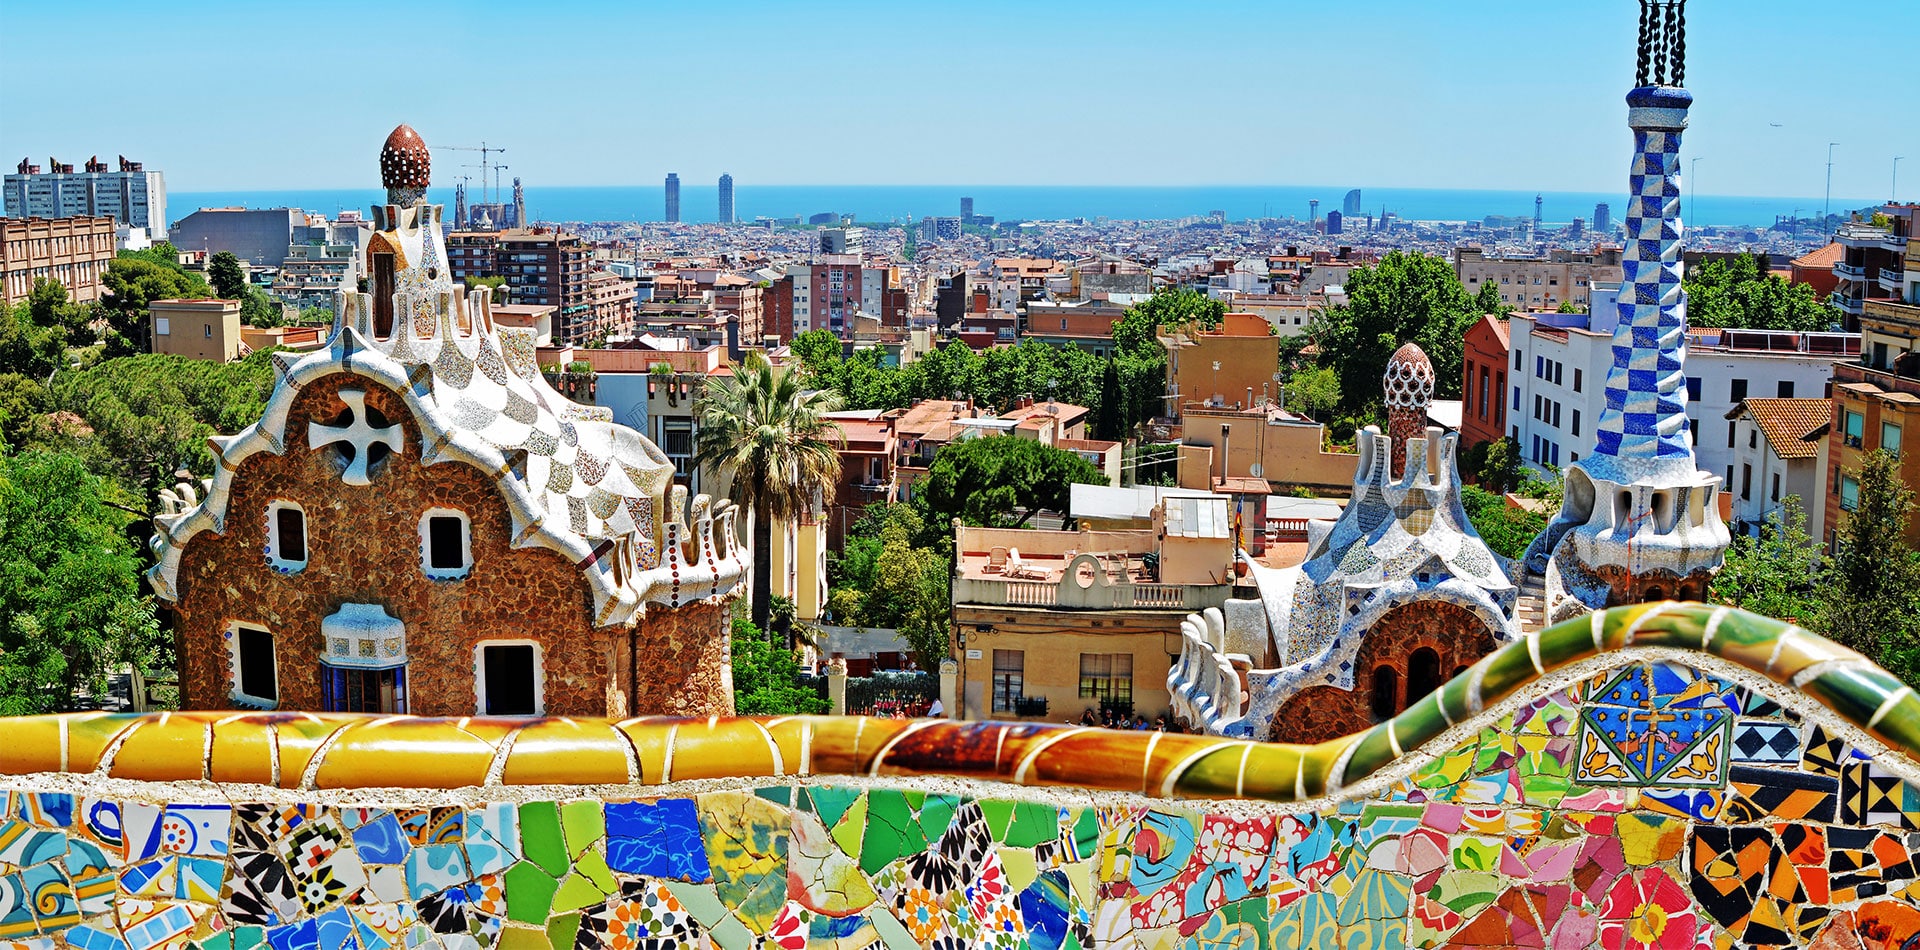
[168,184,1876,230]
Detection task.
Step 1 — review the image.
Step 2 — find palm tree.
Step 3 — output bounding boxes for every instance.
[693,351,843,635]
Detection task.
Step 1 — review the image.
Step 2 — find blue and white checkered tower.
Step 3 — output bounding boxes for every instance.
[1525,0,1728,622]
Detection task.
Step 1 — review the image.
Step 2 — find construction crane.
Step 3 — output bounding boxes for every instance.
[432,142,506,203]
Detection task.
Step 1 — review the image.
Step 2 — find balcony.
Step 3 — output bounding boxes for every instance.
[1837,222,1893,249]
[954,574,1229,611]
[1834,262,1867,281]
[1836,293,1866,316]
[1883,233,1912,254]
[1880,267,1906,294]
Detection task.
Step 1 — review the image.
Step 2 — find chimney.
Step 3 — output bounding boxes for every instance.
[1219,423,1231,485]
[725,314,741,362]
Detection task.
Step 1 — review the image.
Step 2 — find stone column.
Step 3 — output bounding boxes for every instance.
[827,655,848,716]
[939,658,959,720]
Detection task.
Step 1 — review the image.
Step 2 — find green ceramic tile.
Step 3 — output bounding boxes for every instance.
[517,802,568,878]
[663,879,730,927]
[561,800,604,859]
[869,902,921,950]
[916,794,959,845]
[860,790,919,874]
[550,871,610,914]
[1297,741,1343,799]
[1071,808,1099,857]
[503,860,558,925]
[1341,726,1398,787]
[902,790,926,809]
[706,913,754,950]
[1476,643,1540,706]
[755,786,793,807]
[1803,665,1904,728]
[576,849,616,893]
[1003,802,1058,848]
[1632,605,1711,650]
[496,926,548,950]
[830,794,867,858]
[1391,692,1451,753]
[1869,693,1920,758]
[979,798,1016,841]
[1534,615,1601,668]
[1169,744,1248,799]
[546,912,581,949]
[806,786,861,827]
[197,934,232,950]
[229,927,264,950]
[1439,670,1477,723]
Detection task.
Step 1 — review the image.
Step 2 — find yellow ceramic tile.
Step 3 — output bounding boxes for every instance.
[1764,627,1862,680]
[501,719,632,785]
[759,717,815,777]
[63,713,145,774]
[664,718,783,782]
[311,717,518,789]
[0,714,78,774]
[611,717,678,783]
[273,715,354,788]
[1617,813,1686,865]
[207,717,277,785]
[107,713,225,782]
[807,716,911,777]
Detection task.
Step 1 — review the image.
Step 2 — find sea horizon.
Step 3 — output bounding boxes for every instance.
[166,183,1885,230]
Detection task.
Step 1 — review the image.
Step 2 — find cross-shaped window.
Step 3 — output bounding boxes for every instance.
[309,388,403,486]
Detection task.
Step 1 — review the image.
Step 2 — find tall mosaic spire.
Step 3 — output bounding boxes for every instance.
[1593,0,1692,465]
[1524,0,1727,622]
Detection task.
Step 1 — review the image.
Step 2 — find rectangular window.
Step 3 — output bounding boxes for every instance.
[1841,475,1860,511]
[1572,409,1581,437]
[428,516,464,569]
[481,644,539,715]
[1691,419,1699,444]
[1771,472,1781,502]
[1554,362,1563,386]
[1778,380,1795,398]
[1741,463,1752,501]
[1513,387,1520,411]
[1552,402,1562,428]
[1729,421,1738,449]
[1573,368,1582,392]
[1843,411,1865,447]
[1687,377,1702,400]
[236,625,276,704]
[323,666,406,713]
[273,505,307,566]
[1883,422,1902,456]
[1730,379,1748,402]
[1536,356,1544,379]
[1514,350,1522,370]
[1551,442,1560,465]
[1533,394,1541,420]
[1077,653,1134,704]
[991,649,1024,713]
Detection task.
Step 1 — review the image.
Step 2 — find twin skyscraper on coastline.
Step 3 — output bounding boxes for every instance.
[660,172,735,224]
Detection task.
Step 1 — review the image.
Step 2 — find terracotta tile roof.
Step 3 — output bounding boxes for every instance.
[1729,398,1832,459]
[1790,242,1843,269]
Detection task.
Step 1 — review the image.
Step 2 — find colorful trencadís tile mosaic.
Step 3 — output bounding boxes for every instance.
[0,655,1914,949]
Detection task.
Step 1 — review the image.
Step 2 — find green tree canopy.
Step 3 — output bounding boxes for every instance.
[730,615,828,715]
[914,435,1105,531]
[1815,450,1920,685]
[208,251,247,300]
[100,245,213,356]
[1686,253,1838,333]
[1711,496,1822,625]
[1459,484,1546,560]
[1311,251,1482,417]
[0,450,165,714]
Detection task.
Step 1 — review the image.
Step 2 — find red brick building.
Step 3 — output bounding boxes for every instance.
[1460,315,1512,459]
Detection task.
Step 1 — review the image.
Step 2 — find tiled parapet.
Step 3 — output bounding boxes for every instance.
[1,604,1918,949]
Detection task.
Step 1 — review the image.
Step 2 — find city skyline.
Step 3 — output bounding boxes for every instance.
[3,1,1916,200]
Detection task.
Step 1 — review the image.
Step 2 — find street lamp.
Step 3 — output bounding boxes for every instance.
[1689,157,1704,218]
[1825,143,1840,221]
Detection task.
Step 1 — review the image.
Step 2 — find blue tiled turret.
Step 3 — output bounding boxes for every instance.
[1523,0,1727,622]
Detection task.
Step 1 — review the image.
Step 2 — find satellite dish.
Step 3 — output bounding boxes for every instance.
[1249,463,1264,478]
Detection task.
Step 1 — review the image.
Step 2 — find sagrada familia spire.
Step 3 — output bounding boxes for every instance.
[1527,0,1728,621]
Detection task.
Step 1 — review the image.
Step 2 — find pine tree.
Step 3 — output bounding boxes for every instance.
[1816,450,1920,685]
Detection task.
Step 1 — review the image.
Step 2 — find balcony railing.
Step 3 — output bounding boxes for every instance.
[1836,293,1866,315]
[1837,223,1893,248]
[1880,268,1907,294]
[1882,234,1912,254]
[955,574,1231,611]
[1834,262,1867,281]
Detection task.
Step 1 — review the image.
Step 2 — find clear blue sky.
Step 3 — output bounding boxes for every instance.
[2,0,1916,199]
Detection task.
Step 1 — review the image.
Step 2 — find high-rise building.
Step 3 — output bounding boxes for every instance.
[1342,189,1362,216]
[1594,202,1612,234]
[511,177,525,229]
[664,173,680,223]
[1326,210,1343,235]
[1533,194,1544,232]
[960,196,974,223]
[5,155,167,239]
[1570,217,1584,240]
[1525,1,1728,617]
[1308,199,1320,224]
[717,174,735,224]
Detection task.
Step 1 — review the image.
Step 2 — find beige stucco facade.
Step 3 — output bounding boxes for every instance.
[150,298,244,361]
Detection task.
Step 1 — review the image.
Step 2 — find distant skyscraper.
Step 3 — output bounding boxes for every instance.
[511,177,525,229]
[718,174,735,224]
[1326,210,1343,235]
[1309,199,1320,223]
[1570,217,1585,239]
[664,173,681,223]
[1594,202,1612,234]
[4,154,168,238]
[960,196,974,222]
[1342,189,1362,216]
[1534,194,1544,231]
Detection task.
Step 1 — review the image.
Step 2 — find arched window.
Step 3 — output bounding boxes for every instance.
[1407,648,1443,706]
[1370,667,1398,722]
[1646,585,1666,602]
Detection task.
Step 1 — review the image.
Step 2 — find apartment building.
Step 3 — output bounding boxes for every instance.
[149,298,244,361]
[774,256,895,336]
[949,499,1235,722]
[1823,230,1920,546]
[0,214,116,306]
[1832,205,1918,328]
[446,228,592,342]
[1725,398,1832,540]
[1459,315,1511,454]
[1161,312,1282,416]
[1506,309,1858,483]
[820,410,897,550]
[5,155,166,238]
[1454,245,1623,311]
[1021,300,1128,357]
